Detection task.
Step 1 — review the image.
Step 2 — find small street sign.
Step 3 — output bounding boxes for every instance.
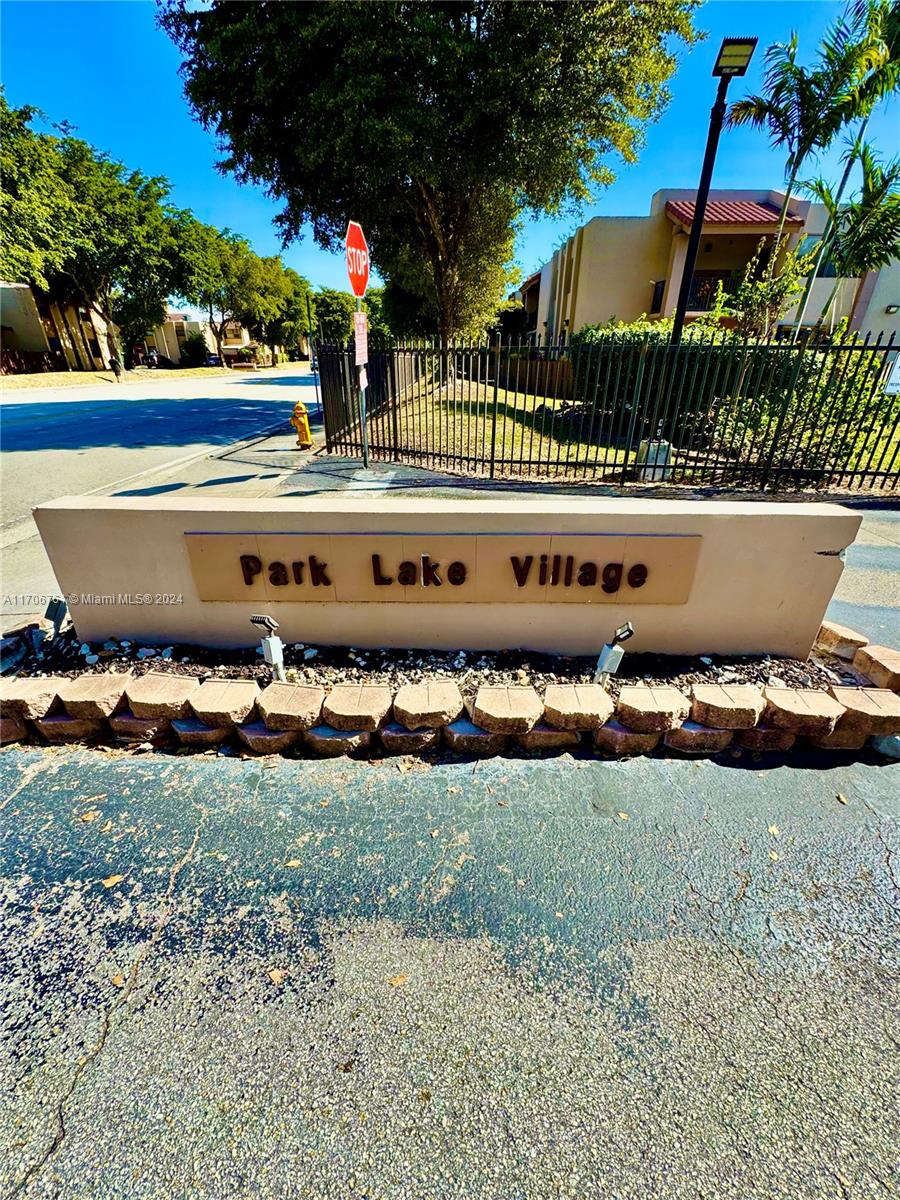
[345,221,370,298]
[353,310,368,366]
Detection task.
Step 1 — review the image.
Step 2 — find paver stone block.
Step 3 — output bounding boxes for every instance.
[190,679,259,727]
[616,686,689,733]
[257,682,325,731]
[323,684,393,732]
[393,680,464,730]
[472,686,543,734]
[690,684,764,730]
[827,687,900,737]
[593,720,660,756]
[542,684,614,731]
[762,688,844,736]
[853,644,900,691]
[126,673,200,719]
[815,620,868,661]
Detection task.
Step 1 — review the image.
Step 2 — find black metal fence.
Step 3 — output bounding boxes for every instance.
[318,330,900,490]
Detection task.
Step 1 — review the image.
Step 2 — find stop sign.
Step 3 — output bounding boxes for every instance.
[345,221,370,298]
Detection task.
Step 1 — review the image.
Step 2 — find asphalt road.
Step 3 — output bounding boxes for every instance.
[0,368,312,617]
[1,747,897,1199]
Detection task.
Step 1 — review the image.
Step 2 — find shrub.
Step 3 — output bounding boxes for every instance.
[179,331,208,367]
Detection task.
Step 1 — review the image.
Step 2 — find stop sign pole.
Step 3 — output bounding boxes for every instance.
[345,221,370,468]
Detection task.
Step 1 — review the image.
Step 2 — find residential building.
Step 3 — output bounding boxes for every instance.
[138,314,286,365]
[1,281,111,374]
[138,312,215,364]
[532,188,900,341]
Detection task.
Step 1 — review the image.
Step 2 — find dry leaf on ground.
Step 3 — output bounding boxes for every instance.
[388,974,408,988]
[101,874,125,888]
[267,967,287,986]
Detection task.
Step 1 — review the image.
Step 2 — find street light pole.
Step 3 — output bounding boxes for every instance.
[670,37,757,346]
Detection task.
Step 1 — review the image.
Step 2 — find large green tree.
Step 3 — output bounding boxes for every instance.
[315,287,357,343]
[249,263,316,361]
[161,0,697,341]
[1,93,193,364]
[804,144,900,324]
[727,2,894,249]
[179,223,280,360]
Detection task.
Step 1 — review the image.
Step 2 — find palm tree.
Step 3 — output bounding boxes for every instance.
[791,0,900,337]
[728,4,892,259]
[804,144,900,327]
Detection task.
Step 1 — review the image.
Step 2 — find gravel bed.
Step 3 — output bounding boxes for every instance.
[7,625,864,700]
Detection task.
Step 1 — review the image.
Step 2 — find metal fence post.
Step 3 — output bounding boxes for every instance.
[389,347,401,461]
[760,341,807,487]
[621,336,650,482]
[489,333,501,479]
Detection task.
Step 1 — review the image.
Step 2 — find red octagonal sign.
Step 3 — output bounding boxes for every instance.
[345,220,370,298]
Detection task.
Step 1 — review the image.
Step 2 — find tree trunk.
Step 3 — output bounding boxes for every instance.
[91,296,122,373]
[766,165,800,284]
[791,121,869,342]
[818,279,841,327]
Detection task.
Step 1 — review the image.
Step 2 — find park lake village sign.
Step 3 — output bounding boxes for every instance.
[33,496,860,658]
[188,531,698,606]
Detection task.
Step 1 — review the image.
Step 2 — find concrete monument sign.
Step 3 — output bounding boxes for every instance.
[34,496,860,657]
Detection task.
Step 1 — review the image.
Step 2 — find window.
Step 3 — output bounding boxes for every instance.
[796,235,837,278]
[650,280,665,315]
[686,271,731,312]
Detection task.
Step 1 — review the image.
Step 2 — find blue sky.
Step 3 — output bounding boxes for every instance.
[2,0,897,294]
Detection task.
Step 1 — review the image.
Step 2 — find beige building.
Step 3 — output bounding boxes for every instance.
[1,281,111,373]
[139,312,215,364]
[532,188,900,341]
[140,314,285,366]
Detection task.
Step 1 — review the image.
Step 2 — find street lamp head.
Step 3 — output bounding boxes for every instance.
[712,37,757,77]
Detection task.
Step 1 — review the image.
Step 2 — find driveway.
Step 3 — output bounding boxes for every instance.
[1,748,897,1199]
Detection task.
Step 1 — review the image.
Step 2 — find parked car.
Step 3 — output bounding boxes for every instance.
[205,353,222,367]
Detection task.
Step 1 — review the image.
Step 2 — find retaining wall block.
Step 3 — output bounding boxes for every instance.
[593,720,661,756]
[472,686,543,734]
[616,686,690,733]
[542,684,614,731]
[322,685,392,732]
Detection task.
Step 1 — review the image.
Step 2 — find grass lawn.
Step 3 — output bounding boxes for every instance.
[364,381,630,478]
[2,366,238,391]
[337,375,900,488]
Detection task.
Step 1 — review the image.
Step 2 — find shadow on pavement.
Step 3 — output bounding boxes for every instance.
[1,397,294,453]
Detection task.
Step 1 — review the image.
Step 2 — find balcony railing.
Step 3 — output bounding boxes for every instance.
[686,271,734,312]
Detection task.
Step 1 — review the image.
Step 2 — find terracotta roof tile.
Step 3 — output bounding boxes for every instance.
[665,199,803,227]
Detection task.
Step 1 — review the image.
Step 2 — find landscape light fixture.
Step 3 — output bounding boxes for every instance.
[250,613,286,682]
[44,597,68,638]
[670,35,758,344]
[593,621,635,687]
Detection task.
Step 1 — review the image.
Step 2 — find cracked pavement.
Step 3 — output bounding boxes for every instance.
[1,747,898,1199]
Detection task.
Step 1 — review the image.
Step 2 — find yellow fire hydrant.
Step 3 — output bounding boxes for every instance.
[290,400,313,449]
